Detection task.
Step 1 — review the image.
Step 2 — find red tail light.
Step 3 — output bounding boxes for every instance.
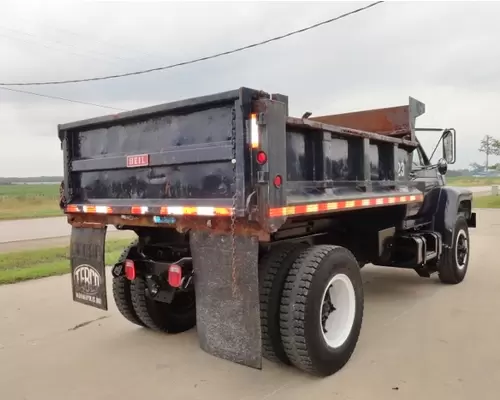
[256,151,267,165]
[168,264,183,288]
[124,259,136,280]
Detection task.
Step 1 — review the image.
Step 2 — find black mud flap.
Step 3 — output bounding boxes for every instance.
[467,212,477,228]
[70,226,108,311]
[190,231,262,369]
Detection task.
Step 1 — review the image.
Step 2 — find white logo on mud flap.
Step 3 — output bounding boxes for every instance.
[73,264,101,297]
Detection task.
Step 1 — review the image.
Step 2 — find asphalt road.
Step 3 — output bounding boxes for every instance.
[1,209,499,400]
[0,216,117,244]
[0,217,132,253]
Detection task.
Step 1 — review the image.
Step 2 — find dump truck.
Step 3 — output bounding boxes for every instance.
[58,88,475,377]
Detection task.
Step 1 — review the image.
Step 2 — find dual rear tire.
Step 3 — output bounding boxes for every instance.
[116,241,365,377]
[259,243,364,376]
[112,241,196,334]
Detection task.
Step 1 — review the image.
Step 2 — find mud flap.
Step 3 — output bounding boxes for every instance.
[190,231,262,369]
[70,226,108,311]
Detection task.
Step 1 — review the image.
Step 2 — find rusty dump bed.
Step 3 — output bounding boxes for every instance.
[59,87,426,234]
[310,101,423,138]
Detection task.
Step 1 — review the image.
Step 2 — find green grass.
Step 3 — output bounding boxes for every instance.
[473,195,500,209]
[447,176,500,187]
[0,184,62,220]
[0,238,134,285]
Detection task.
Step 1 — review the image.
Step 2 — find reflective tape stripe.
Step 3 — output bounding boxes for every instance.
[96,206,112,214]
[130,206,149,215]
[66,204,80,213]
[159,206,233,216]
[65,204,233,216]
[80,205,113,214]
[82,205,95,213]
[64,193,423,219]
[269,194,424,218]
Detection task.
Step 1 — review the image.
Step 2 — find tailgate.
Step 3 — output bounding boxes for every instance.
[59,89,259,217]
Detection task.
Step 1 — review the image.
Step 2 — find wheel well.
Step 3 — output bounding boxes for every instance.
[458,200,472,220]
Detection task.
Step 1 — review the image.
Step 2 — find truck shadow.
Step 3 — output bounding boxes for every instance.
[100,265,443,390]
[361,264,442,304]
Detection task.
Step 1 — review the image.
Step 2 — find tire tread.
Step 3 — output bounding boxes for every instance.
[112,240,144,327]
[130,278,171,332]
[259,243,307,364]
[438,216,469,285]
[280,245,363,375]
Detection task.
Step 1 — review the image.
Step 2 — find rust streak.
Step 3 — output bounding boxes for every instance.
[67,214,271,242]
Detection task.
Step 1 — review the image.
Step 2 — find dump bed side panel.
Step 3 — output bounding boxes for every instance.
[251,98,424,231]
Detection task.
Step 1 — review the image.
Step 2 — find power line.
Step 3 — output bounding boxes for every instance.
[0,25,128,67]
[2,13,158,61]
[30,21,158,61]
[0,1,384,87]
[0,86,127,111]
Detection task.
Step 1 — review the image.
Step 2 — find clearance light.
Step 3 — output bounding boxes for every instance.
[273,175,282,188]
[250,113,259,149]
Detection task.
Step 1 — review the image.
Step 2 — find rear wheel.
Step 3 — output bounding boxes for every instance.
[259,242,309,364]
[438,216,470,284]
[112,240,144,327]
[280,245,364,376]
[130,277,196,333]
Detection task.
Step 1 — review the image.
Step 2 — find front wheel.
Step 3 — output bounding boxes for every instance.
[438,216,470,284]
[279,245,364,377]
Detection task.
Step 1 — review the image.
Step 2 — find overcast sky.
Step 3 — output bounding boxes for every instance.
[1,0,499,177]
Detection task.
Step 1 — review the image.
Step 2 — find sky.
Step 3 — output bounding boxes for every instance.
[0,0,499,177]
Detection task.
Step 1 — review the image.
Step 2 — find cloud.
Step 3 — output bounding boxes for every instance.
[1,1,499,176]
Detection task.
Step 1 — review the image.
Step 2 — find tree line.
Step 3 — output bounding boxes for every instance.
[0,176,63,184]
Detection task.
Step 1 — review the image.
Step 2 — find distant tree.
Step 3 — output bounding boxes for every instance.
[478,135,500,170]
[447,168,472,177]
[469,162,484,173]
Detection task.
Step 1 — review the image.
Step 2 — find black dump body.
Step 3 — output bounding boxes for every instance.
[59,87,426,233]
[60,87,433,371]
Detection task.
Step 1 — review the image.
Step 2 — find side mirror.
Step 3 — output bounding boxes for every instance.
[437,158,448,175]
[442,129,456,164]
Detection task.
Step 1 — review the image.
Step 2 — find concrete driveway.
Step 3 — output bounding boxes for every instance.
[0,209,499,400]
